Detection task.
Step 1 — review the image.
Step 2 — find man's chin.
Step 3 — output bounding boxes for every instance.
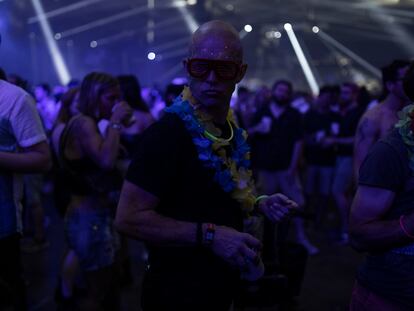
[199,97,227,107]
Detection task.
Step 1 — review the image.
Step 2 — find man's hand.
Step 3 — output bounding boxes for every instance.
[210,225,262,270]
[258,193,298,223]
[249,116,272,135]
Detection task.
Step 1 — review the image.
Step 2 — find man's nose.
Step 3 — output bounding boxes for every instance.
[206,68,218,82]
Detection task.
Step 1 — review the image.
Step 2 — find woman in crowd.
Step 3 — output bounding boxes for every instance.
[50,87,81,307]
[58,72,132,310]
[118,75,154,157]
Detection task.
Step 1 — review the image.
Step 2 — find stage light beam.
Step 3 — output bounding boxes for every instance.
[284,23,319,96]
[317,30,381,78]
[30,0,71,84]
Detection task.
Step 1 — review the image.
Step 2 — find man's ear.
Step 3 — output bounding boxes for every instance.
[236,64,248,83]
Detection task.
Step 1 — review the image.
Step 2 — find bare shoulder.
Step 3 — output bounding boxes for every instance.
[357,110,380,135]
[75,115,97,134]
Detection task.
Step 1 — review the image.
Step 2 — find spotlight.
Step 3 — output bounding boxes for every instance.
[244,24,253,32]
[275,31,282,38]
[187,0,197,5]
[54,33,61,40]
[312,26,320,33]
[226,4,234,11]
[284,23,292,31]
[90,40,97,48]
[148,52,156,60]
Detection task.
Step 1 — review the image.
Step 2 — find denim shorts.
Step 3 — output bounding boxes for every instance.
[65,208,116,271]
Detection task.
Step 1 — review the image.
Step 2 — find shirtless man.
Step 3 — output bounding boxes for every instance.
[353,59,411,178]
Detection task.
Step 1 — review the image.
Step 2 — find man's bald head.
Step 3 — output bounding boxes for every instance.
[189,20,243,62]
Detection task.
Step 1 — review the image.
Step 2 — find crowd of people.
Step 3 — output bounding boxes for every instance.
[1,20,414,311]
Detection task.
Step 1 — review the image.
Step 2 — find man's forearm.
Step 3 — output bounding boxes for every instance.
[116,209,198,247]
[0,150,51,173]
[350,219,412,252]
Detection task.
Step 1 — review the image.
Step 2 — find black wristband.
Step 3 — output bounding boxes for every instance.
[196,222,203,246]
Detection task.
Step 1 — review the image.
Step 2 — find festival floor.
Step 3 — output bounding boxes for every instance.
[24,195,363,311]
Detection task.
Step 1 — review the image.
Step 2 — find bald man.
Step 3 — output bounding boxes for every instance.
[115,21,297,310]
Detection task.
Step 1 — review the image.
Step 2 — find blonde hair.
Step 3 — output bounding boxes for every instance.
[78,72,118,120]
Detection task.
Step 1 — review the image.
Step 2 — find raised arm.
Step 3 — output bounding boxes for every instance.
[77,102,132,170]
[0,141,51,173]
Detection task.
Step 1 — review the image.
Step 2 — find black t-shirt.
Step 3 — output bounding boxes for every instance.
[126,113,243,309]
[250,106,304,170]
[357,129,414,308]
[337,105,365,156]
[304,109,340,166]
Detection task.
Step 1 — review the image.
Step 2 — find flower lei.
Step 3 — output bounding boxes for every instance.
[396,104,414,173]
[164,86,256,213]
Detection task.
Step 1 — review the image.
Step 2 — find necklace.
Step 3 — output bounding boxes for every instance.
[164,86,256,213]
[204,119,234,143]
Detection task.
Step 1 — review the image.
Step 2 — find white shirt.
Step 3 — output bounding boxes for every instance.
[0,80,47,237]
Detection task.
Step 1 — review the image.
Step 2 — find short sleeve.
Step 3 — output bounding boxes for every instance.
[358,141,406,192]
[125,115,186,198]
[10,93,47,147]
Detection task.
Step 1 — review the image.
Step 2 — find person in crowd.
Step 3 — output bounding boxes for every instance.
[115,20,298,311]
[353,59,411,179]
[349,64,414,309]
[253,85,271,111]
[51,87,81,159]
[0,78,50,310]
[303,86,339,227]
[291,90,312,114]
[164,79,186,107]
[59,72,132,310]
[142,86,165,120]
[49,87,81,306]
[34,83,59,134]
[118,75,155,158]
[117,74,155,286]
[20,172,50,253]
[249,79,318,255]
[322,82,364,243]
[234,86,255,129]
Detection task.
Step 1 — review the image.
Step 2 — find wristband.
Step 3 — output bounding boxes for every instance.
[196,222,203,246]
[400,215,414,239]
[204,223,215,246]
[255,195,269,206]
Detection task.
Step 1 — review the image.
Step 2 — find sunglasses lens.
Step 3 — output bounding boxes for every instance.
[188,60,210,78]
[215,63,239,80]
[187,59,240,80]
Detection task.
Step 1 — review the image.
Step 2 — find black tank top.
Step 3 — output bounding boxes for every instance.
[59,116,122,196]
